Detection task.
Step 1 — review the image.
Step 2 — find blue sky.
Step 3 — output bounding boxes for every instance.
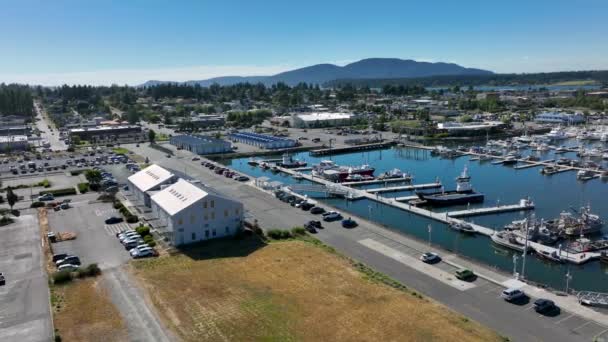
[1,0,607,85]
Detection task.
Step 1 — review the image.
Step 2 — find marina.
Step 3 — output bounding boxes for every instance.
[224,131,608,292]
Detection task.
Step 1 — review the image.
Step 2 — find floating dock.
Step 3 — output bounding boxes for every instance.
[393,195,419,202]
[446,202,535,218]
[342,177,412,186]
[309,141,395,156]
[366,183,442,194]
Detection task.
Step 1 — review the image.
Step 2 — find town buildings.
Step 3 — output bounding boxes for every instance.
[228,131,296,149]
[69,125,145,144]
[535,112,585,124]
[170,135,232,155]
[127,164,176,207]
[292,112,356,128]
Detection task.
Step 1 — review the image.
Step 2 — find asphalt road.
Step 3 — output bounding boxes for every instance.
[34,101,67,151]
[128,142,608,342]
[0,213,53,342]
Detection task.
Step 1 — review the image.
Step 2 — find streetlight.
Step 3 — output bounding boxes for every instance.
[368,205,373,220]
[565,271,573,294]
[427,224,432,246]
[512,254,519,278]
[520,218,530,279]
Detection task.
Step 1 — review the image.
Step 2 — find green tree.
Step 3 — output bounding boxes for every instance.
[84,170,102,185]
[148,129,156,144]
[6,187,18,210]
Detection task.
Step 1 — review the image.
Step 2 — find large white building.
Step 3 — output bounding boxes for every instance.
[292,112,356,128]
[127,164,176,207]
[150,179,244,246]
[0,135,28,152]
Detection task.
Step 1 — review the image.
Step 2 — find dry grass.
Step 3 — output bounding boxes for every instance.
[132,237,503,342]
[51,278,127,342]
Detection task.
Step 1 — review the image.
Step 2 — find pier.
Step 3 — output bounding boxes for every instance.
[342,177,412,186]
[309,141,395,156]
[446,201,535,218]
[366,182,442,194]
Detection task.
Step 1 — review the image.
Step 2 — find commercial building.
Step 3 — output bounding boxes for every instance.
[436,121,505,136]
[535,112,585,124]
[228,131,296,149]
[292,112,355,128]
[170,135,232,155]
[0,125,31,136]
[0,135,28,152]
[127,164,176,207]
[150,179,244,246]
[188,114,225,128]
[69,125,145,144]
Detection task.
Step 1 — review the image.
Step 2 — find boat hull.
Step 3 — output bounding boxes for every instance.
[416,190,484,206]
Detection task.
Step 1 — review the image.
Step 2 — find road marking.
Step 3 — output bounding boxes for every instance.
[554,314,574,324]
[524,305,535,310]
[594,328,608,340]
[104,223,131,236]
[572,321,593,332]
[358,238,476,291]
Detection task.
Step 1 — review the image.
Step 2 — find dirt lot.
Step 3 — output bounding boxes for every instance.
[51,278,127,342]
[132,237,502,342]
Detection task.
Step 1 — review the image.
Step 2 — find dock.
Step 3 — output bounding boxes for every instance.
[446,201,535,218]
[291,166,313,171]
[393,195,418,202]
[366,182,442,194]
[342,177,412,186]
[309,141,396,156]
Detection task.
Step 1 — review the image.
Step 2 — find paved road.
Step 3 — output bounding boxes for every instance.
[0,213,53,342]
[34,101,67,151]
[128,142,608,342]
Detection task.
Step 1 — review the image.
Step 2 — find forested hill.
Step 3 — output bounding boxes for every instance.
[0,84,34,116]
[326,70,608,88]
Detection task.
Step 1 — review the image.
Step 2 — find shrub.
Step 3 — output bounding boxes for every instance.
[126,215,139,223]
[0,195,4,203]
[10,209,20,217]
[143,234,155,246]
[113,202,124,210]
[77,182,89,193]
[136,225,151,236]
[70,170,83,176]
[52,270,73,284]
[36,179,51,188]
[40,188,77,197]
[0,216,14,226]
[78,263,101,277]
[291,227,306,236]
[267,229,292,240]
[31,201,45,208]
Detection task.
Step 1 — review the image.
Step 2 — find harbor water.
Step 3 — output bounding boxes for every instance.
[222,144,608,292]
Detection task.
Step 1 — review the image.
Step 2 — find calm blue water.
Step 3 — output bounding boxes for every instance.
[223,143,608,292]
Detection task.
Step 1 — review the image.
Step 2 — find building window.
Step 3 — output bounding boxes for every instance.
[210,200,215,208]
[212,229,216,236]
[205,230,209,238]
[235,208,240,215]
[191,232,196,240]
[204,214,208,221]
[203,201,207,209]
[224,209,228,217]
[190,215,195,223]
[178,218,183,225]
[225,226,229,234]
[211,212,215,219]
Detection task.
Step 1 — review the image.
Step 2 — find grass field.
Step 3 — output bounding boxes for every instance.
[111,147,130,155]
[551,80,598,86]
[51,278,127,342]
[132,236,503,342]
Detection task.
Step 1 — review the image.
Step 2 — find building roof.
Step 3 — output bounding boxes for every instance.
[0,135,28,143]
[296,112,353,122]
[69,125,142,133]
[151,179,208,216]
[127,164,174,193]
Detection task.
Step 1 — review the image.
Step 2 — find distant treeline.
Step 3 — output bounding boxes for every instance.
[327,70,608,88]
[0,84,34,116]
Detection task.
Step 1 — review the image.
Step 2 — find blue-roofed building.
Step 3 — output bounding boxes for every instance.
[170,135,232,155]
[228,131,297,149]
[535,112,585,124]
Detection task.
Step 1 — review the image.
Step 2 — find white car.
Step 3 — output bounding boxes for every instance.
[57,264,80,272]
[501,288,526,302]
[119,232,140,243]
[128,244,150,253]
[322,211,342,221]
[420,252,440,263]
[131,247,156,258]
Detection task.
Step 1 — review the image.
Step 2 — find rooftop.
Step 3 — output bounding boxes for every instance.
[151,179,208,216]
[0,135,28,143]
[69,125,142,133]
[296,112,354,121]
[127,164,174,192]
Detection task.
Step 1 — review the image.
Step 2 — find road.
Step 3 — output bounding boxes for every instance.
[127,141,608,342]
[33,101,68,151]
[0,212,53,342]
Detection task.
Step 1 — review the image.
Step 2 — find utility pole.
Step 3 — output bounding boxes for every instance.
[427,224,432,246]
[512,254,519,278]
[521,218,530,279]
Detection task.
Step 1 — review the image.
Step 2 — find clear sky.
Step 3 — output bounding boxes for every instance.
[1,0,607,85]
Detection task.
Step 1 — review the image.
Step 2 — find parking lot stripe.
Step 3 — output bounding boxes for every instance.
[571,321,592,332]
[594,328,608,340]
[554,314,574,324]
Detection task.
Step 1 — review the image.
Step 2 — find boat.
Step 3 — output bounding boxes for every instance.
[416,166,484,206]
[577,170,595,181]
[292,172,304,180]
[540,165,560,175]
[259,162,270,170]
[247,158,259,166]
[312,160,375,182]
[377,168,413,182]
[561,206,603,237]
[536,250,565,263]
[522,155,540,162]
[491,232,529,253]
[502,155,518,165]
[546,128,568,140]
[270,166,280,173]
[479,154,493,162]
[344,173,374,182]
[448,221,476,234]
[277,153,307,168]
[554,146,569,154]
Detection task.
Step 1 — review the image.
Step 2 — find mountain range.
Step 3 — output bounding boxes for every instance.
[140,58,493,87]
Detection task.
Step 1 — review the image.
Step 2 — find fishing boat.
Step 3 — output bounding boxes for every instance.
[554,146,569,154]
[491,232,529,253]
[448,221,476,234]
[540,165,560,175]
[312,160,375,182]
[536,250,565,264]
[561,206,603,237]
[276,153,307,168]
[377,168,413,182]
[247,158,259,166]
[259,162,270,170]
[416,166,484,206]
[577,170,595,181]
[344,174,374,182]
[502,155,518,165]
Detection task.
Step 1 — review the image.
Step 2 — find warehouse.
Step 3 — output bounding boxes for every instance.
[228,131,296,149]
[150,179,244,246]
[127,164,176,207]
[292,112,355,128]
[0,135,29,152]
[170,135,232,155]
[69,125,145,144]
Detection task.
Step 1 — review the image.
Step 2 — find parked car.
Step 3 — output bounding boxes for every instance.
[307,220,322,228]
[124,239,146,250]
[192,157,200,161]
[105,216,124,224]
[116,229,136,238]
[300,202,315,211]
[37,193,55,201]
[322,211,342,221]
[235,175,249,181]
[119,232,141,243]
[52,253,69,263]
[57,264,80,272]
[304,223,317,233]
[501,288,527,302]
[131,247,157,258]
[534,299,559,314]
[56,256,81,267]
[455,269,476,281]
[310,206,325,215]
[341,218,358,228]
[128,244,150,253]
[420,252,441,263]
[0,272,5,286]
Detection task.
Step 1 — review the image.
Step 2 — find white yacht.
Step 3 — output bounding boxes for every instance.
[546,128,567,140]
